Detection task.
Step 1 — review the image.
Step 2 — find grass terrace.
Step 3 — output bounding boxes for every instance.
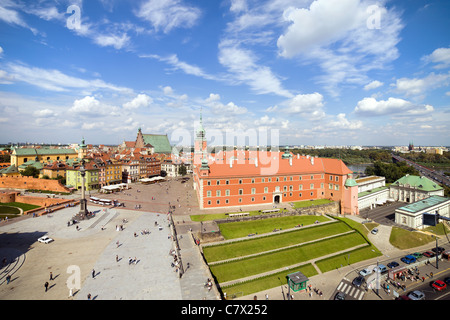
[204,221,351,262]
[201,213,383,298]
[218,215,330,239]
[210,232,367,284]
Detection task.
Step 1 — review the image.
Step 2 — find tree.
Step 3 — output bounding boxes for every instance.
[20,166,40,178]
[365,161,420,183]
[178,164,187,176]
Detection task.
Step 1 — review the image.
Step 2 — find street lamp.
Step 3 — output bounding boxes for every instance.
[78,159,88,219]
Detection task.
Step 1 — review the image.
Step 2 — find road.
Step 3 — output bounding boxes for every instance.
[392,153,450,187]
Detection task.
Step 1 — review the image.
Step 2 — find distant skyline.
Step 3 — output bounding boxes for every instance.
[0,0,449,147]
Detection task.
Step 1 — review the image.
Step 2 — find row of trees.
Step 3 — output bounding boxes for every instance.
[365,161,420,183]
[397,151,450,166]
[291,148,392,165]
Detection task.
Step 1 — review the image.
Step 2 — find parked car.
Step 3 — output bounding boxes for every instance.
[423,251,435,258]
[412,252,423,259]
[334,292,346,300]
[431,247,445,254]
[387,261,399,268]
[371,228,378,235]
[407,290,425,300]
[38,236,54,244]
[359,268,372,277]
[401,255,416,264]
[431,280,447,291]
[444,277,450,285]
[396,295,411,300]
[352,276,365,288]
[373,264,387,274]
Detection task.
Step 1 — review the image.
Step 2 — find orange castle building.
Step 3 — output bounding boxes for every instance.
[192,116,359,215]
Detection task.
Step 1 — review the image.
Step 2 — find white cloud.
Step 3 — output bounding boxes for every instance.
[364,80,383,91]
[354,97,434,116]
[230,0,248,13]
[82,122,105,130]
[277,0,403,96]
[3,62,132,93]
[94,33,130,50]
[254,115,277,126]
[329,113,362,130]
[123,94,153,109]
[140,53,217,80]
[285,92,325,119]
[422,47,450,69]
[204,93,248,115]
[163,86,174,95]
[136,0,201,33]
[0,2,38,34]
[33,109,56,118]
[218,41,293,97]
[69,96,120,117]
[393,72,449,97]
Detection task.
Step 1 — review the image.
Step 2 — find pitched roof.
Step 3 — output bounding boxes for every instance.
[197,150,352,178]
[392,175,443,191]
[13,148,77,156]
[141,134,171,153]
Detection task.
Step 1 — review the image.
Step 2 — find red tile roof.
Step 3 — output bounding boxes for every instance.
[196,150,351,178]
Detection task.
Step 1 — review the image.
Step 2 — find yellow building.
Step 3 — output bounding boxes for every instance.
[11,148,78,167]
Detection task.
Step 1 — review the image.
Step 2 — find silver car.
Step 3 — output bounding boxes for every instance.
[38,236,54,244]
[407,290,425,300]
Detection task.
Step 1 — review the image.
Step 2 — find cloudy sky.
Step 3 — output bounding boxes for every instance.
[0,0,449,147]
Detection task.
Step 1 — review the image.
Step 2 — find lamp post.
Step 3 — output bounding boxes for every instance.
[78,159,88,219]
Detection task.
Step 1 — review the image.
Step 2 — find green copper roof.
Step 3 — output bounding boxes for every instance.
[142,134,172,153]
[0,165,19,174]
[345,178,358,187]
[392,175,443,191]
[13,148,77,156]
[398,195,450,213]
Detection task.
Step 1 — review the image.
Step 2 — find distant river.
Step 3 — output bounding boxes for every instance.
[347,164,373,175]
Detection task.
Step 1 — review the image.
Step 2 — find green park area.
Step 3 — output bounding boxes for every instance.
[202,215,382,298]
[0,202,40,219]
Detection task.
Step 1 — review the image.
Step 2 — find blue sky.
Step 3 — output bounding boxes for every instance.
[0,0,449,147]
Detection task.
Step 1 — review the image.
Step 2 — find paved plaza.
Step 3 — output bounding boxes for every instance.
[0,178,218,300]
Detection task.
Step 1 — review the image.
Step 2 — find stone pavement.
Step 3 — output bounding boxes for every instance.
[0,203,217,300]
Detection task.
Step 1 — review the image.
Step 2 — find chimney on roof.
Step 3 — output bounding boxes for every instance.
[255,157,258,167]
[289,157,292,166]
[310,157,314,165]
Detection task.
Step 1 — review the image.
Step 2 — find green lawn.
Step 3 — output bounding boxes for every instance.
[218,215,330,239]
[190,208,288,222]
[204,221,351,262]
[0,202,40,212]
[222,263,318,299]
[210,232,366,284]
[315,246,381,273]
[292,198,333,209]
[390,227,435,250]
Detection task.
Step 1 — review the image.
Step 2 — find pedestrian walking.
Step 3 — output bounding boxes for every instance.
[6,274,11,284]
[116,254,119,262]
[92,269,95,278]
[87,293,91,300]
[50,272,53,281]
[44,281,49,292]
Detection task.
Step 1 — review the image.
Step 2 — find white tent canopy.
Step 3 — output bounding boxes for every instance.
[100,183,129,193]
[139,176,165,184]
